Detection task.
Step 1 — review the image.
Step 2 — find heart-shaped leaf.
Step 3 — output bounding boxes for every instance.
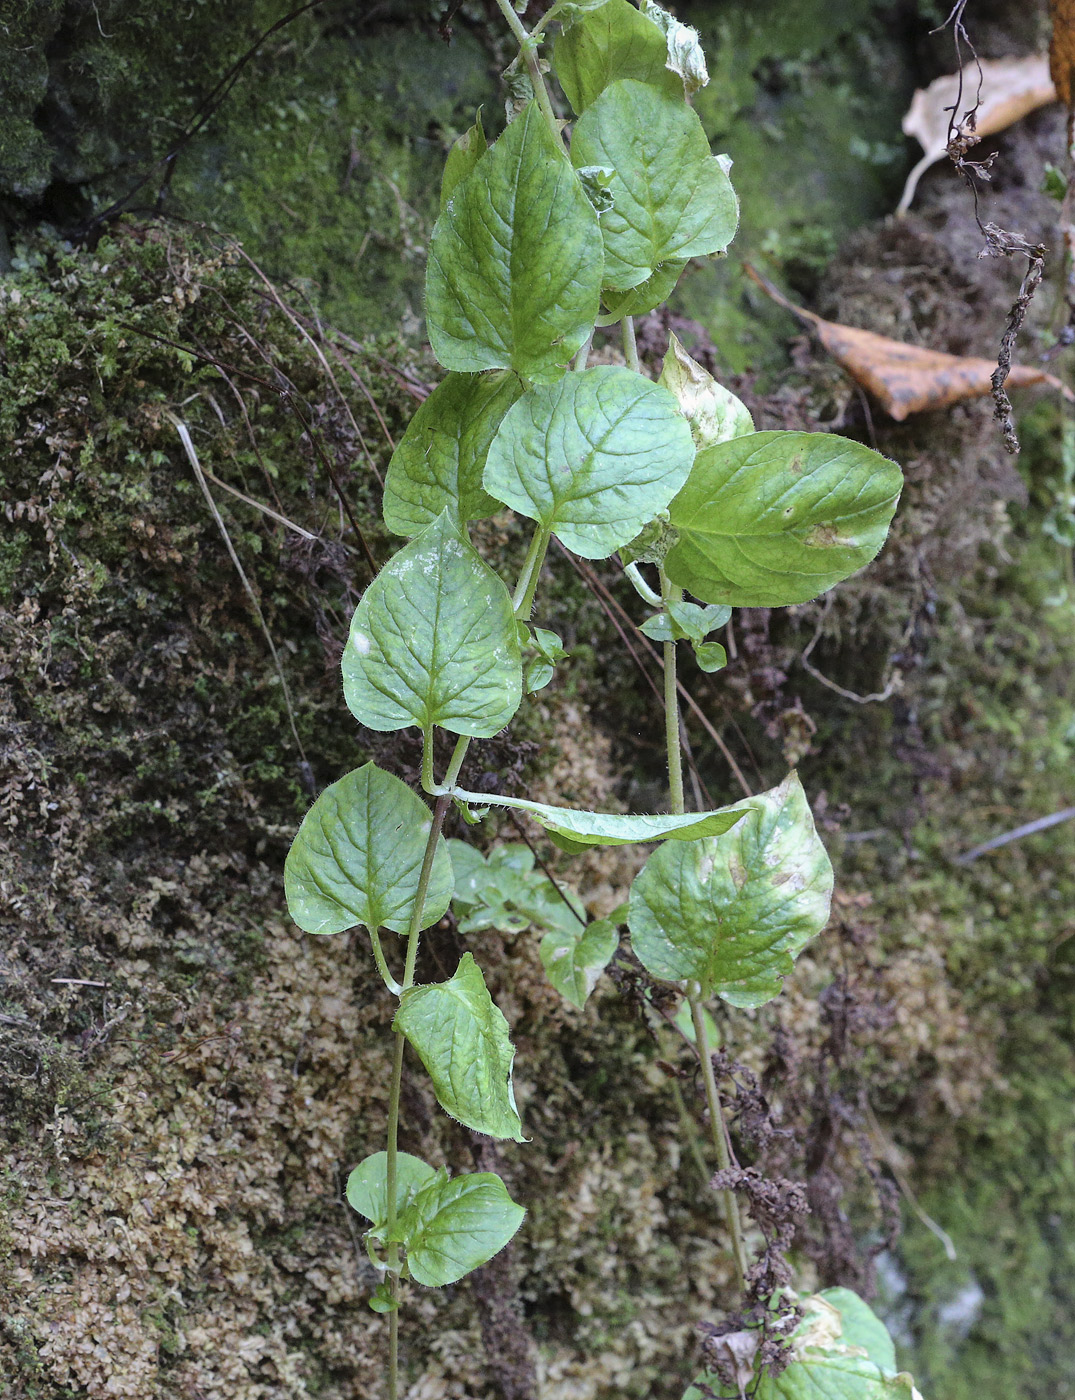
[554,0,680,114]
[343,512,522,737]
[394,952,525,1141]
[540,917,619,1008]
[659,331,754,449]
[382,371,524,536]
[426,101,602,382]
[346,1150,436,1227]
[388,1169,525,1286]
[664,431,903,607]
[628,773,833,1006]
[571,80,738,291]
[483,365,695,560]
[284,763,453,936]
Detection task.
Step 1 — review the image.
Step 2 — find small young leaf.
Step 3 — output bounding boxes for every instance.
[448,839,586,936]
[446,789,748,852]
[389,1169,525,1287]
[576,164,616,212]
[394,952,525,1141]
[346,1150,437,1226]
[628,773,833,1005]
[693,639,727,673]
[639,601,731,644]
[523,626,567,693]
[664,431,903,607]
[571,80,738,291]
[540,917,619,1008]
[639,0,709,94]
[368,1281,398,1313]
[382,371,524,536]
[483,365,695,560]
[659,331,754,449]
[601,258,686,319]
[284,763,453,936]
[343,512,522,737]
[426,102,602,382]
[554,0,680,114]
[440,112,487,213]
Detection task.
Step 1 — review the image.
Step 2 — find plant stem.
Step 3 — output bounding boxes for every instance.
[493,0,560,140]
[512,527,551,618]
[658,566,749,1295]
[690,989,749,1293]
[621,314,640,373]
[573,327,595,372]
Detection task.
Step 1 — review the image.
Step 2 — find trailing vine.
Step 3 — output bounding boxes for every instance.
[283,3,926,1396]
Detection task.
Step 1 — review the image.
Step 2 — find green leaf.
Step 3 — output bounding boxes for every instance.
[540,917,619,1008]
[684,1290,923,1400]
[571,80,738,291]
[368,1281,398,1313]
[382,371,524,536]
[693,639,727,673]
[284,763,453,936]
[639,0,709,94]
[576,164,615,212]
[659,331,754,449]
[346,1150,437,1226]
[628,773,833,1005]
[388,1168,525,1286]
[483,365,695,559]
[523,625,567,693]
[554,0,679,114]
[440,112,487,213]
[601,259,686,319]
[426,102,602,382]
[393,952,525,1141]
[664,431,903,607]
[342,513,522,737]
[445,788,748,853]
[448,840,586,936]
[639,601,730,644]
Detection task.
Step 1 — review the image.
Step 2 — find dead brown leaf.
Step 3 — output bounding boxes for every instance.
[745,263,1072,421]
[1051,0,1075,108]
[897,55,1056,214]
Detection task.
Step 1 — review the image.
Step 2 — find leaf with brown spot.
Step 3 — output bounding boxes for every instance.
[897,55,1056,214]
[1052,0,1075,108]
[745,263,1072,421]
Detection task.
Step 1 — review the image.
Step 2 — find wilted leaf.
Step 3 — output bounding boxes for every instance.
[639,0,709,94]
[897,55,1055,214]
[659,331,754,448]
[747,262,1071,420]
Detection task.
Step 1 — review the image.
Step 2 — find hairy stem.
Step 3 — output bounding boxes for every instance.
[513,527,552,618]
[493,0,560,139]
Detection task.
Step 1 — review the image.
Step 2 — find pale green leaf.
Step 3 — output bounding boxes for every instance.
[394,952,525,1141]
[448,839,585,936]
[639,601,730,644]
[389,1169,525,1286]
[540,917,619,1008]
[693,639,727,672]
[346,1150,436,1226]
[445,787,748,852]
[440,112,487,214]
[571,80,738,291]
[628,773,833,1005]
[601,258,686,318]
[664,431,903,607]
[639,0,709,94]
[426,102,602,382]
[483,365,695,559]
[659,332,754,449]
[382,372,524,535]
[554,0,679,114]
[284,763,453,936]
[342,513,522,737]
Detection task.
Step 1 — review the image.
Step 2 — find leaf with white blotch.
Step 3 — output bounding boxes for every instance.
[285,763,453,936]
[426,102,602,382]
[446,787,748,854]
[394,952,525,1141]
[346,1150,436,1227]
[659,331,754,449]
[639,601,730,644]
[483,365,695,559]
[663,431,902,607]
[571,80,738,291]
[684,1288,923,1400]
[386,1168,525,1286]
[382,372,524,536]
[628,773,833,1006]
[554,0,680,114]
[640,0,709,94]
[440,112,487,214]
[343,513,522,737]
[601,259,686,319]
[540,917,619,1008]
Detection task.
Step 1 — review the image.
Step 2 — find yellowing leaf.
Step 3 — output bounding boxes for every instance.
[746,263,1072,421]
[897,55,1056,214]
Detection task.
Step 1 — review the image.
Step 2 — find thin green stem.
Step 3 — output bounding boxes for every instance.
[624,561,663,609]
[659,567,685,818]
[621,314,640,373]
[690,990,749,1293]
[573,327,595,372]
[512,527,551,618]
[492,0,560,139]
[368,928,402,995]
